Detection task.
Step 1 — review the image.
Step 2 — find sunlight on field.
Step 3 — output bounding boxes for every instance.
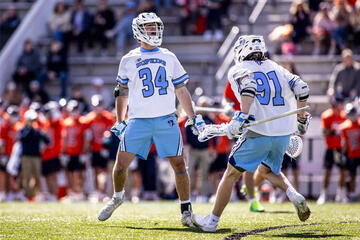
[1,202,360,240]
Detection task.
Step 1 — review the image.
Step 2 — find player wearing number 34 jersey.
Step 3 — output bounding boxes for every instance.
[98,12,205,228]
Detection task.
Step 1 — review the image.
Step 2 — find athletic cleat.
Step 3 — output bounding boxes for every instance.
[181,210,195,227]
[98,195,124,221]
[250,200,265,212]
[191,214,218,232]
[292,195,311,221]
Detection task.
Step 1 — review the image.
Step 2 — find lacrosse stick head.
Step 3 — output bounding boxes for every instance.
[198,124,229,142]
[286,135,303,158]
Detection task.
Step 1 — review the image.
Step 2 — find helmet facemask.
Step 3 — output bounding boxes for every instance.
[132,13,164,47]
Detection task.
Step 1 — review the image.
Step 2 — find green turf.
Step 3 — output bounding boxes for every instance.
[1,201,360,239]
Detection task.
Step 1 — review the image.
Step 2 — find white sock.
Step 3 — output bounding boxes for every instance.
[286,187,298,202]
[320,188,327,196]
[249,198,256,205]
[210,213,219,222]
[113,190,125,199]
[180,200,191,204]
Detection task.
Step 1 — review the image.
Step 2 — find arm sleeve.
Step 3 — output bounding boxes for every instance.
[172,55,189,86]
[116,57,129,87]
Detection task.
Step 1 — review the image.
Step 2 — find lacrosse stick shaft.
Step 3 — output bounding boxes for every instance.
[195,106,227,113]
[243,106,310,128]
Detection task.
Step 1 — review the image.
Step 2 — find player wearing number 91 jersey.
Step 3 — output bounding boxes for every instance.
[190,35,311,233]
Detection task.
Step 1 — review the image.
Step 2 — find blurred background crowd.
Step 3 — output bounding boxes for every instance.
[0,0,359,204]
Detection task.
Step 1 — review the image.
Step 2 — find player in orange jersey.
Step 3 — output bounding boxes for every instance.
[84,95,114,199]
[340,103,360,202]
[61,100,89,200]
[0,99,9,201]
[208,108,232,203]
[0,106,24,201]
[317,95,347,204]
[41,102,62,201]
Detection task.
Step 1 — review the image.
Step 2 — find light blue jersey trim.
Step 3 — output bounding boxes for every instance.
[172,73,189,85]
[117,75,129,85]
[140,47,159,53]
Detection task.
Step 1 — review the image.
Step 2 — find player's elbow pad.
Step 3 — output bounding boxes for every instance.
[293,79,309,102]
[114,84,128,98]
[240,75,257,98]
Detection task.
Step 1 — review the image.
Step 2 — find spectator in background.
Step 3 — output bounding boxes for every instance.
[203,0,223,40]
[317,94,347,204]
[154,0,173,13]
[27,80,49,105]
[186,96,214,202]
[44,40,68,98]
[328,49,360,99]
[13,40,42,95]
[340,103,360,202]
[0,5,20,50]
[71,0,93,54]
[178,0,206,36]
[93,0,116,55]
[2,82,23,106]
[49,2,72,52]
[70,86,90,114]
[19,109,50,199]
[84,95,114,201]
[41,102,62,202]
[349,1,360,53]
[289,0,312,51]
[138,0,158,13]
[312,2,334,55]
[329,0,351,55]
[105,1,137,57]
[89,77,112,110]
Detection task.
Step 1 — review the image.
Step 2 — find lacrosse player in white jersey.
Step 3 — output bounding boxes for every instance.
[191,35,311,232]
[97,12,205,227]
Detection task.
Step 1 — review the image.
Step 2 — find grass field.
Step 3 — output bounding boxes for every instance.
[1,201,360,239]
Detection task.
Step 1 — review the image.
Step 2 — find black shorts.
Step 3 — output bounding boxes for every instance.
[42,158,61,176]
[282,154,298,170]
[0,156,8,172]
[324,149,346,169]
[67,155,85,172]
[209,154,228,173]
[346,157,360,174]
[91,152,107,169]
[0,164,6,172]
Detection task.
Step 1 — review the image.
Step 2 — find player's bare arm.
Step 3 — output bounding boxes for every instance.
[175,86,195,119]
[114,83,128,123]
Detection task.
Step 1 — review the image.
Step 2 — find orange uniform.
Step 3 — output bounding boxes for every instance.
[62,116,87,156]
[321,108,346,149]
[83,110,114,153]
[340,119,360,159]
[0,120,23,157]
[223,82,241,111]
[214,113,232,154]
[41,118,62,161]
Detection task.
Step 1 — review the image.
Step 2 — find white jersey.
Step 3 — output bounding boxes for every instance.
[116,47,189,119]
[228,59,298,136]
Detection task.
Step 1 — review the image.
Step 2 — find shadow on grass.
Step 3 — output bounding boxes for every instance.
[265,232,350,238]
[263,210,294,214]
[124,226,232,234]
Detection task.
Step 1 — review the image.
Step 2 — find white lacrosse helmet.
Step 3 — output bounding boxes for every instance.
[233,35,267,64]
[132,12,164,47]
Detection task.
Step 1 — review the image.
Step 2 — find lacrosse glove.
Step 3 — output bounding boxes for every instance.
[185,114,206,136]
[227,111,255,138]
[297,114,311,135]
[111,121,127,138]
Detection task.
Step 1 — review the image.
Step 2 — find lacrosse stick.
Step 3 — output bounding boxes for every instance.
[195,106,227,113]
[198,106,309,141]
